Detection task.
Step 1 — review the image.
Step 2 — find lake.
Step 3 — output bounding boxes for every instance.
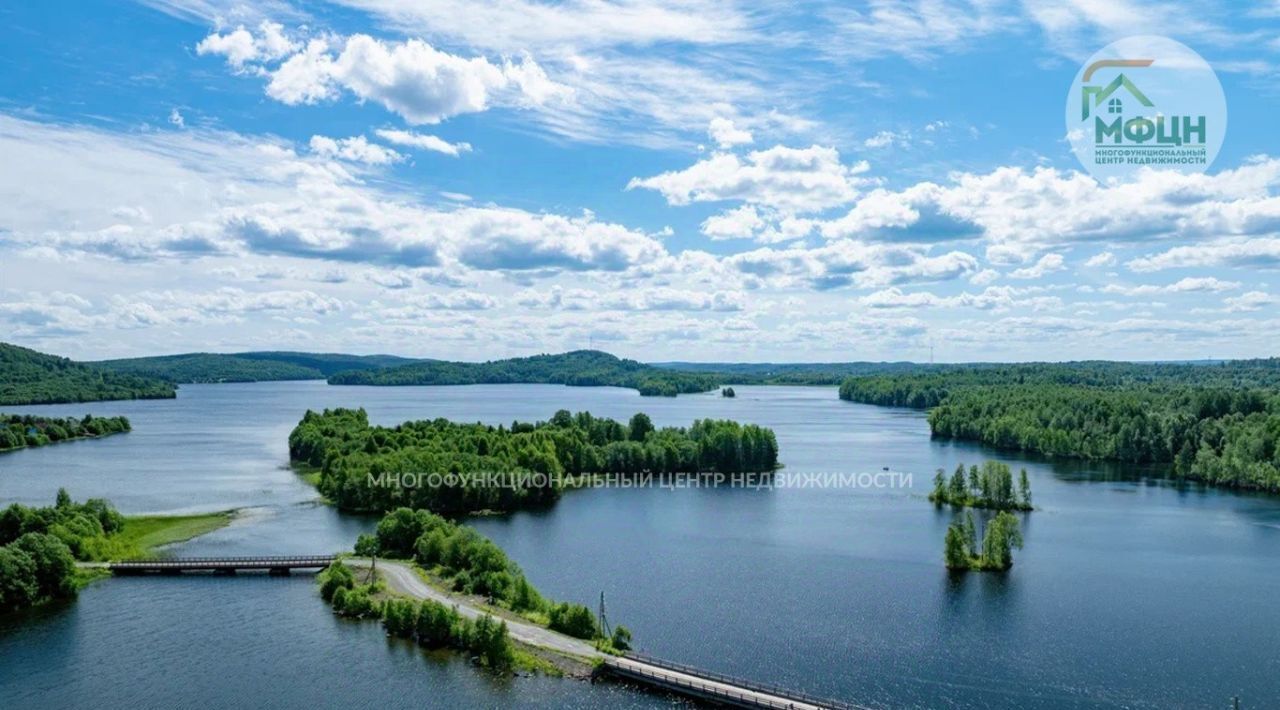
[2,381,1279,708]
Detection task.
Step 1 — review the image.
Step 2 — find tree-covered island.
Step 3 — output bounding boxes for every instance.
[930,461,1032,511]
[944,510,1024,572]
[289,408,779,514]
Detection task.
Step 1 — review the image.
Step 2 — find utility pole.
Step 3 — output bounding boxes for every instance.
[598,591,612,640]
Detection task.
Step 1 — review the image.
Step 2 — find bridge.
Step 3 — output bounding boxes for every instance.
[109,555,336,575]
[603,653,864,710]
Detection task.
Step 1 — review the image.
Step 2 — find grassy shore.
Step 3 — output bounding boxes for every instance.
[84,511,236,560]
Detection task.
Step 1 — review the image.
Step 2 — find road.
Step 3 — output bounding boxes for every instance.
[345,558,603,660]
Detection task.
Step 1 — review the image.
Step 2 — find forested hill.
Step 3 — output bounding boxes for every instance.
[94,351,423,384]
[653,360,940,385]
[838,359,1280,493]
[327,350,722,396]
[0,343,175,406]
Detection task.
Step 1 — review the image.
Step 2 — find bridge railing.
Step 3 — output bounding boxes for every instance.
[620,652,863,710]
[111,556,336,564]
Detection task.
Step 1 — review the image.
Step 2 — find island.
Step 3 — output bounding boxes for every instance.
[289,408,780,514]
[944,510,1024,572]
[1,414,132,452]
[929,461,1032,511]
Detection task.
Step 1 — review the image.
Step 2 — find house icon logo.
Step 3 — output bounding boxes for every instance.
[1065,36,1226,180]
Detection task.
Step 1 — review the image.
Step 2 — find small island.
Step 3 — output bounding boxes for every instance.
[721,387,736,398]
[929,461,1032,511]
[0,490,234,612]
[944,510,1024,572]
[1,414,132,452]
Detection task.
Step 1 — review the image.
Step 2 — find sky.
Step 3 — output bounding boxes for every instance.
[1,0,1278,363]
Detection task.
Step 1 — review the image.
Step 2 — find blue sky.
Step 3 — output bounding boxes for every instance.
[1,0,1278,362]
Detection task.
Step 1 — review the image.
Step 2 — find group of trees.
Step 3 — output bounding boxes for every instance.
[0,342,175,406]
[0,414,131,452]
[944,511,1024,572]
[319,562,517,671]
[930,462,1032,511]
[840,360,1280,493]
[0,490,126,611]
[326,350,722,397]
[721,387,736,398]
[290,408,779,514]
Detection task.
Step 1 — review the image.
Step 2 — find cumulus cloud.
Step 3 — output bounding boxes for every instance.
[200,27,571,125]
[1085,251,1116,268]
[708,117,753,148]
[374,129,472,156]
[1127,238,1280,272]
[1009,253,1065,279]
[1223,291,1276,312]
[628,144,871,213]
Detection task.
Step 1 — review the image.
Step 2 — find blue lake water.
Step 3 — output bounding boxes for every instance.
[2,381,1279,708]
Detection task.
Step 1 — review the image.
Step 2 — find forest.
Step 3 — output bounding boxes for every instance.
[0,414,131,452]
[289,408,780,513]
[0,342,175,406]
[94,351,422,383]
[840,360,1280,492]
[326,350,723,396]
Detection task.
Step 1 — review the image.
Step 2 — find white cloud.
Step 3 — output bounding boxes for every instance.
[629,144,871,214]
[1101,277,1241,296]
[374,129,472,157]
[308,135,405,165]
[1128,238,1280,272]
[708,117,753,149]
[200,28,571,125]
[196,21,298,68]
[1223,291,1276,312]
[1084,251,1115,268]
[1009,253,1065,279]
[168,108,185,128]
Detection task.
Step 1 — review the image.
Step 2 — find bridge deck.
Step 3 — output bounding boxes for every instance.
[109,556,336,573]
[605,653,862,710]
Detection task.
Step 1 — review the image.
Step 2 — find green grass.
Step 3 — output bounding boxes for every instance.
[81,511,236,560]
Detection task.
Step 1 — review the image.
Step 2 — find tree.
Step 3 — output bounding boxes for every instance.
[549,601,599,639]
[382,598,418,638]
[1018,469,1032,508]
[930,469,946,505]
[0,546,39,610]
[944,523,970,570]
[318,562,355,602]
[610,625,633,651]
[628,413,654,442]
[415,600,458,648]
[979,511,1024,571]
[947,466,967,504]
[354,533,379,558]
[14,533,76,600]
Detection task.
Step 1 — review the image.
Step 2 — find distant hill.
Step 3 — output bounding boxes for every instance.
[94,351,425,384]
[328,350,721,396]
[235,351,425,377]
[651,361,941,385]
[0,343,176,406]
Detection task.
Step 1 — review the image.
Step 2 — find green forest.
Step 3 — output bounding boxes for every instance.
[94,351,422,383]
[840,360,1280,492]
[326,350,722,396]
[1,414,131,452]
[0,342,175,406]
[289,408,779,513]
